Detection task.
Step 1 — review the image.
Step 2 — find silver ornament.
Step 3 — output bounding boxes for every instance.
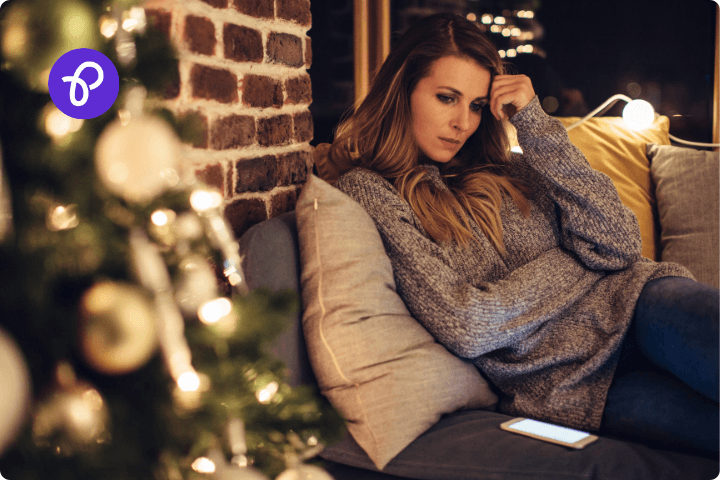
[0,327,31,455]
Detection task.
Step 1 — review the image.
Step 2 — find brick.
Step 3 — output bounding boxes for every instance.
[285,74,311,104]
[269,188,298,218]
[224,24,263,63]
[146,9,172,38]
[235,155,277,193]
[305,36,312,67]
[190,64,238,103]
[243,74,282,109]
[257,115,292,147]
[293,110,313,143]
[224,197,268,239]
[277,150,310,186]
[211,115,255,149]
[195,163,224,192]
[200,0,228,8]
[185,16,216,56]
[233,0,274,18]
[267,32,303,68]
[277,0,311,26]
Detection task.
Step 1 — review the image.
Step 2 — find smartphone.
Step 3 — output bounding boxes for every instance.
[500,418,599,449]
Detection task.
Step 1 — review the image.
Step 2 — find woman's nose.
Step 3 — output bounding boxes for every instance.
[452,108,470,131]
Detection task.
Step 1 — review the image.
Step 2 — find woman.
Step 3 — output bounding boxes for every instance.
[328,13,719,457]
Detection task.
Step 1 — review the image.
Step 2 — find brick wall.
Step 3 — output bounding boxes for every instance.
[143,0,312,238]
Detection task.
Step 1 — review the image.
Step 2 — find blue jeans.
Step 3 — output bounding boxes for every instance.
[600,276,719,459]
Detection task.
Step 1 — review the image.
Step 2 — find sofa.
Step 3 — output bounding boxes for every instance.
[238,114,719,480]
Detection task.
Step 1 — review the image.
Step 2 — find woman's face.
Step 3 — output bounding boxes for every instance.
[409,56,491,164]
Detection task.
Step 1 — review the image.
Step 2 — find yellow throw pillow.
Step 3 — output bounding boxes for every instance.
[557,116,671,261]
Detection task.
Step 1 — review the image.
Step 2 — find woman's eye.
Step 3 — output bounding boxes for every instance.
[437,94,454,104]
[470,103,483,112]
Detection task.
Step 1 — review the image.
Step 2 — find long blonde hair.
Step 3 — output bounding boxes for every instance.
[329,13,531,254]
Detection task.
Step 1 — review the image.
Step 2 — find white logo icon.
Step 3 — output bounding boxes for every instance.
[62,61,104,107]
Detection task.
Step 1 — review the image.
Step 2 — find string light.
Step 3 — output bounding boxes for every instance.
[481,14,493,24]
[190,189,223,212]
[191,457,216,474]
[177,370,201,392]
[99,15,118,38]
[256,381,279,404]
[494,16,506,25]
[198,298,233,324]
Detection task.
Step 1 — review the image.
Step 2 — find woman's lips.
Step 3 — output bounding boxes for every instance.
[439,137,461,147]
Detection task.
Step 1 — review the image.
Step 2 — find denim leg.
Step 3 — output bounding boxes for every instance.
[601,368,719,458]
[601,276,720,457]
[630,276,719,402]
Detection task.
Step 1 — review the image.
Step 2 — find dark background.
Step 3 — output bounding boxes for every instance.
[309,0,718,147]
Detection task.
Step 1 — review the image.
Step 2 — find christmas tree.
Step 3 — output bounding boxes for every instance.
[0,1,344,479]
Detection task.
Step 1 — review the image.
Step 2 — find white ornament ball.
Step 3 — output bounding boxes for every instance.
[79,281,158,375]
[276,465,334,480]
[175,254,219,315]
[95,116,181,203]
[217,465,270,480]
[0,327,31,455]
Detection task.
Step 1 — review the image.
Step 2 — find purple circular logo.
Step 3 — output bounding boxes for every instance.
[49,48,120,120]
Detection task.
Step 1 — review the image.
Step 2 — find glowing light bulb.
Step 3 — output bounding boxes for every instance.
[622,99,655,130]
[190,189,223,212]
[99,16,118,38]
[256,381,279,403]
[494,16,506,25]
[198,297,233,324]
[177,370,201,392]
[151,210,169,226]
[466,13,477,21]
[191,457,216,474]
[481,14,493,24]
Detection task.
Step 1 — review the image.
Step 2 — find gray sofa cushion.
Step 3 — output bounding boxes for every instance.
[648,144,719,289]
[238,211,719,480]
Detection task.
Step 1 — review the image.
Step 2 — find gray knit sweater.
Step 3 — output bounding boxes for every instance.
[333,96,694,431]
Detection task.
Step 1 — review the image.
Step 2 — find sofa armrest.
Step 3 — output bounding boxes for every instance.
[238,211,317,387]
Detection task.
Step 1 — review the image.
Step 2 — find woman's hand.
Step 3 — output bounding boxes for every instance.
[490,74,536,121]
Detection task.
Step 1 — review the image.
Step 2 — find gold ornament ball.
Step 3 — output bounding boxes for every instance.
[32,379,110,455]
[79,281,158,375]
[0,0,99,91]
[0,327,31,455]
[276,465,335,480]
[95,116,181,204]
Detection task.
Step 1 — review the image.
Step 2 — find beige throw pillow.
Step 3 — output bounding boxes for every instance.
[296,174,498,470]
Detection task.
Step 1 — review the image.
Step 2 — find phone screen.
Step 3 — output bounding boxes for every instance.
[506,418,591,444]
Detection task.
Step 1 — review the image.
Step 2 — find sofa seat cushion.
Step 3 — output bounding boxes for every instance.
[320,409,719,480]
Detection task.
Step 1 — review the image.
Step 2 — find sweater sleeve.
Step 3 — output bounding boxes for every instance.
[336,171,604,359]
[509,97,643,270]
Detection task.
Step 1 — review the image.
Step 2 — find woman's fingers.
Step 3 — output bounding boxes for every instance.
[490,74,536,120]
